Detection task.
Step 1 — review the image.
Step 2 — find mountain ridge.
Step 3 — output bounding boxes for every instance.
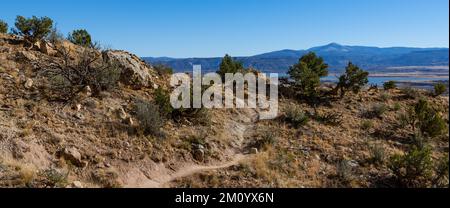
[143,43,449,73]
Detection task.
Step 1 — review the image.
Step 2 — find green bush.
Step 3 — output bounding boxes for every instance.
[288,52,329,98]
[400,87,418,99]
[134,100,163,136]
[433,83,447,97]
[389,147,433,187]
[335,62,369,97]
[0,20,8,34]
[154,87,173,117]
[414,100,447,138]
[383,81,397,90]
[12,16,53,45]
[284,105,309,127]
[435,155,449,187]
[361,120,374,130]
[68,29,93,47]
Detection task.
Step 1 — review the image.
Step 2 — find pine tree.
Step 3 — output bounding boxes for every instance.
[288,52,329,98]
[335,62,369,97]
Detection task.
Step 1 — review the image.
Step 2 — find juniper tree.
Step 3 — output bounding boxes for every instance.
[0,20,8,34]
[288,52,329,98]
[12,16,53,45]
[217,54,243,79]
[68,29,93,47]
[335,62,369,97]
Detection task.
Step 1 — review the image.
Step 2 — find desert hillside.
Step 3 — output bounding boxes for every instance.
[0,33,448,188]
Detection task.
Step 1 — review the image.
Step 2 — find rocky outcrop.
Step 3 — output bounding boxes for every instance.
[102,50,157,89]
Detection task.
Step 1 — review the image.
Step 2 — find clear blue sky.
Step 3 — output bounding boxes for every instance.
[2,0,449,57]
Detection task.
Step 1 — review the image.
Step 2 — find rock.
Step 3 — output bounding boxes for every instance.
[74,112,85,120]
[102,50,156,89]
[193,149,205,162]
[124,117,134,125]
[39,41,57,56]
[16,51,37,62]
[250,148,259,154]
[75,104,82,111]
[72,181,83,188]
[117,108,128,120]
[61,147,85,167]
[24,78,33,89]
[83,86,92,97]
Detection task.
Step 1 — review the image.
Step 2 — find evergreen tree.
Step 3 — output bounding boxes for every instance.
[335,62,369,97]
[68,29,93,47]
[0,20,8,34]
[288,52,329,97]
[217,54,243,78]
[12,16,53,45]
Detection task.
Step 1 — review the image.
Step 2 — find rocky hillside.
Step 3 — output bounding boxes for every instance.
[0,33,448,188]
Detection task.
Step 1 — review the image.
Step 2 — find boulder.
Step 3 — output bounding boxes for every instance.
[24,78,33,89]
[102,50,156,89]
[61,147,85,167]
[38,41,57,56]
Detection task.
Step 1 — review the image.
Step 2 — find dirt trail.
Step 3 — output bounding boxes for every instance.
[122,87,261,188]
[124,107,259,188]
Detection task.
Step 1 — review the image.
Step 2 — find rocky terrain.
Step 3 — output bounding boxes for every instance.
[0,33,448,188]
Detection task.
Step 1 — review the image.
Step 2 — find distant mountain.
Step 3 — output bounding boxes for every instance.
[143,43,449,73]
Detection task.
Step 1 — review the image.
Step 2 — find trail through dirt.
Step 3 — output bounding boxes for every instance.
[124,107,259,188]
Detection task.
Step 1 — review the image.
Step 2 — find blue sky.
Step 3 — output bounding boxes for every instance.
[1,0,449,57]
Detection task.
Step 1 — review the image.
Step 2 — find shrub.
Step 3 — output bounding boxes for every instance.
[47,26,65,45]
[42,48,121,101]
[364,103,388,119]
[389,147,433,187]
[217,54,243,79]
[288,52,329,98]
[68,29,93,47]
[336,160,353,183]
[414,99,447,138]
[369,144,386,165]
[0,20,8,34]
[284,105,309,127]
[12,16,53,45]
[435,155,449,187]
[335,62,369,97]
[134,100,163,136]
[314,111,343,126]
[153,64,174,76]
[154,88,173,117]
[383,81,397,90]
[361,120,373,130]
[433,83,447,97]
[254,130,278,150]
[392,102,401,111]
[380,93,391,102]
[42,168,69,187]
[400,87,418,99]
